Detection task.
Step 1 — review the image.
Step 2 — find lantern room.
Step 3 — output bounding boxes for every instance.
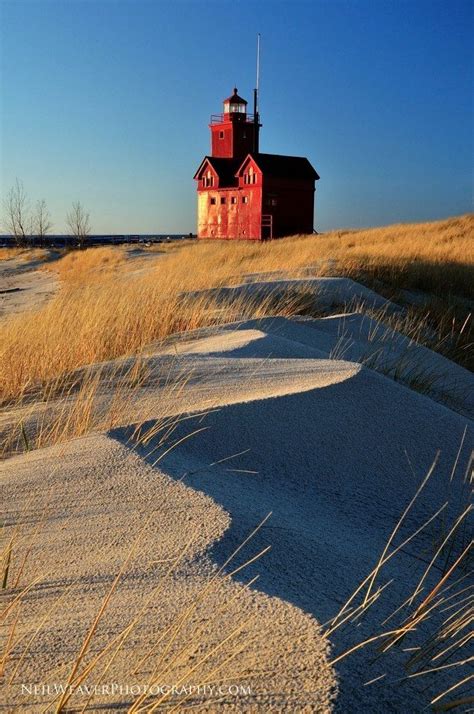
[223,88,247,119]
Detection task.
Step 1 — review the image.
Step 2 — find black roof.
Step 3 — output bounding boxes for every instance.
[250,153,319,180]
[193,156,241,185]
[224,87,247,105]
[194,153,319,186]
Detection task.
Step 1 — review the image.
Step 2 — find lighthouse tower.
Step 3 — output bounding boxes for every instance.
[209,88,260,159]
[194,87,319,240]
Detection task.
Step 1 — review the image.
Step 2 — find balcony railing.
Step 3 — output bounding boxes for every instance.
[210,113,256,124]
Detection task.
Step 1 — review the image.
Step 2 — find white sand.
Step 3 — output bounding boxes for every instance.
[1,278,473,712]
[0,256,58,317]
[1,435,336,712]
[164,315,473,417]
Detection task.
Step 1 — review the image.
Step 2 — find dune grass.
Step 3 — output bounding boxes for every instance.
[0,247,25,261]
[156,213,473,296]
[1,214,472,402]
[324,450,473,711]
[0,213,471,455]
[49,245,128,282]
[0,247,50,262]
[0,272,314,405]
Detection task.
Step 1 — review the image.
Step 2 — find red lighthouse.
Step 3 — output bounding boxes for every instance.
[194,87,319,240]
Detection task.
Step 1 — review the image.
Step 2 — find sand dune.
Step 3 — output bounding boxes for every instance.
[1,279,472,712]
[122,343,472,712]
[160,314,473,416]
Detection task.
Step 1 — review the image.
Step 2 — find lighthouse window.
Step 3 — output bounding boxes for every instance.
[220,197,226,204]
[242,196,248,204]
[231,197,237,204]
[210,197,216,205]
[219,131,224,139]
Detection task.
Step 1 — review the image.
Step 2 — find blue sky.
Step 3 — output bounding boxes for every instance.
[1,0,472,233]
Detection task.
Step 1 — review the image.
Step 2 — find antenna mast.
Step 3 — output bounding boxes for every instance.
[253,33,261,154]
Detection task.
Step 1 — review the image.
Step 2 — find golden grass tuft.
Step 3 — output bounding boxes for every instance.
[0,247,50,262]
[0,247,25,261]
[47,245,128,282]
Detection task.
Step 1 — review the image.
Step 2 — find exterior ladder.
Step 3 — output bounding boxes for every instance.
[261,214,273,241]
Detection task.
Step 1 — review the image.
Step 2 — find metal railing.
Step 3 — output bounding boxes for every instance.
[210,113,256,124]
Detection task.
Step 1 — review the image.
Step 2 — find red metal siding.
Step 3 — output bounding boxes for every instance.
[210,117,257,160]
[197,186,262,240]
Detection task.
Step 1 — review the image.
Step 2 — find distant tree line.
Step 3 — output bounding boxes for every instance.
[1,179,91,248]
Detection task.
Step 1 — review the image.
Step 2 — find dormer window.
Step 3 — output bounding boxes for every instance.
[203,171,214,188]
[243,167,256,185]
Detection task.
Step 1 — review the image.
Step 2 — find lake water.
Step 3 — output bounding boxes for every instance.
[0,234,196,248]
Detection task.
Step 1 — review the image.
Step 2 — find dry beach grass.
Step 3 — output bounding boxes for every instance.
[0,213,472,405]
